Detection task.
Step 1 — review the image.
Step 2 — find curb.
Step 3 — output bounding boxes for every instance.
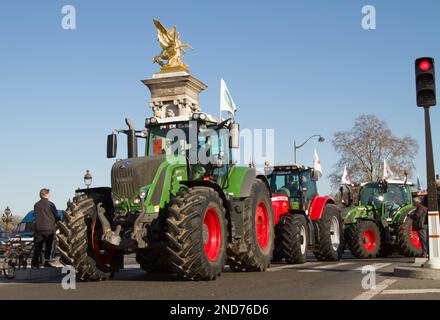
[13,267,64,281]
[394,265,440,280]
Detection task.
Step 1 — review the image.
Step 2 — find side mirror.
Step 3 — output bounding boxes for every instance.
[311,169,319,181]
[230,123,240,149]
[107,134,117,158]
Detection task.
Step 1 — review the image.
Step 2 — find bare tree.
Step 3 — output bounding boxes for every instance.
[329,114,419,189]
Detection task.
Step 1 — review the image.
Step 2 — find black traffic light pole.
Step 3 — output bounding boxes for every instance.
[416,57,440,269]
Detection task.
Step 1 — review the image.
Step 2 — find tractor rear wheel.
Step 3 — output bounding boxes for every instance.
[274,214,308,264]
[227,180,274,272]
[398,211,423,257]
[313,204,343,261]
[57,195,117,281]
[346,220,381,258]
[166,187,228,280]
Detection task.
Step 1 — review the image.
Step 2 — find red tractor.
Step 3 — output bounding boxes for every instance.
[265,164,344,263]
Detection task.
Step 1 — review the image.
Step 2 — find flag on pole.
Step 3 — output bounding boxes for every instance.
[313,148,322,177]
[383,159,394,179]
[341,166,351,185]
[220,78,237,116]
[417,176,422,191]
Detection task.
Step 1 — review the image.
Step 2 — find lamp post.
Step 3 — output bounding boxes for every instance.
[84,170,93,189]
[422,106,440,269]
[2,207,13,235]
[294,135,325,163]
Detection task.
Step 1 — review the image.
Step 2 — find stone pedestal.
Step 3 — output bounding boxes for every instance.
[142,72,207,119]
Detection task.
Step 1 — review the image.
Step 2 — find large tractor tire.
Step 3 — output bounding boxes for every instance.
[227,180,274,272]
[274,214,308,264]
[57,195,117,281]
[398,211,423,257]
[346,220,381,258]
[313,204,344,261]
[136,247,171,274]
[166,187,228,281]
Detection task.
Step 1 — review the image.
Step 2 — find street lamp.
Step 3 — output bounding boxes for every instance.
[84,170,93,189]
[294,135,325,163]
[2,207,13,235]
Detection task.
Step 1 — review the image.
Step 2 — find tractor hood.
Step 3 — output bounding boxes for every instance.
[111,155,166,199]
[111,155,187,213]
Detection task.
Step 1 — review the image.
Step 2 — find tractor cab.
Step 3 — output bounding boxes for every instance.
[265,165,319,223]
[358,180,413,220]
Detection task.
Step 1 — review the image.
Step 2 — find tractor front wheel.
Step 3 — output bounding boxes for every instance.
[57,195,117,281]
[274,214,308,264]
[227,180,274,272]
[346,220,381,258]
[313,204,344,261]
[166,187,228,280]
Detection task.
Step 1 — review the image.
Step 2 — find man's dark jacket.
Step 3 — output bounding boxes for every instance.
[410,206,428,231]
[34,198,58,233]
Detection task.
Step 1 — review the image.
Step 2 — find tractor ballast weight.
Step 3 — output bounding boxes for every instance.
[57,73,275,281]
[343,179,423,258]
[265,165,344,264]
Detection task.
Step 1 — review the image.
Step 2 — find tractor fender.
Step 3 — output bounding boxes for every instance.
[309,196,335,221]
[180,180,233,240]
[224,167,257,198]
[256,174,272,197]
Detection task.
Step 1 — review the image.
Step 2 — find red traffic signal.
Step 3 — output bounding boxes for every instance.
[419,60,432,72]
[415,57,436,107]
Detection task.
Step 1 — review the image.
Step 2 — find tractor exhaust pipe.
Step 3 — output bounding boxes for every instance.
[125,118,138,159]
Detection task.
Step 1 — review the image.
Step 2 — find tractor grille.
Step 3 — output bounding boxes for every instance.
[111,156,164,198]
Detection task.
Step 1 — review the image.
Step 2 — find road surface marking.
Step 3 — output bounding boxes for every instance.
[381,288,440,295]
[267,262,323,272]
[353,279,397,300]
[354,263,392,272]
[299,262,354,273]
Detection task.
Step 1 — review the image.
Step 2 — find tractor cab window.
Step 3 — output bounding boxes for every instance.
[147,123,192,158]
[267,171,302,209]
[359,184,383,209]
[300,170,317,208]
[384,184,411,217]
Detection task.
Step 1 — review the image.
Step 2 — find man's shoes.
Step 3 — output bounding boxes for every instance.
[31,265,40,270]
[43,262,56,268]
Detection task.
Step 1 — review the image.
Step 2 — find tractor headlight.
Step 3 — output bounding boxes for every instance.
[140,191,147,199]
[192,113,200,120]
[199,113,207,120]
[133,198,141,204]
[113,199,121,205]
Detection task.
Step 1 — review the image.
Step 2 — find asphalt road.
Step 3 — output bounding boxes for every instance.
[1,252,440,300]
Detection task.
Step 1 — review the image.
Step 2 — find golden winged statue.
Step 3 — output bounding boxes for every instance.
[153,19,193,73]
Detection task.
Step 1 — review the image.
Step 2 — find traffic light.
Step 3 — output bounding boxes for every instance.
[415,57,436,107]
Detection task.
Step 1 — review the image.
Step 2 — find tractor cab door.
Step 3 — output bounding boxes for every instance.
[383,184,412,219]
[300,170,318,211]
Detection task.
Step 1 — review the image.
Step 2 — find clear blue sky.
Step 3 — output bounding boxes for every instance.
[1,0,440,216]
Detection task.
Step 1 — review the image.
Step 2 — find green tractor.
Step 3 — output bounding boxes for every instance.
[343,179,423,258]
[57,84,274,281]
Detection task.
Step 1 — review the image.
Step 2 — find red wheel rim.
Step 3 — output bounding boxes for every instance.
[409,226,422,250]
[91,220,113,265]
[255,201,269,250]
[203,208,222,261]
[362,229,377,251]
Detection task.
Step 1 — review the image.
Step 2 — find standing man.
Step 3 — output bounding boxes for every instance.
[410,197,429,258]
[31,189,58,269]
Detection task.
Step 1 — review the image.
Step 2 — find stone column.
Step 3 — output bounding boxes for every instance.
[142,71,207,119]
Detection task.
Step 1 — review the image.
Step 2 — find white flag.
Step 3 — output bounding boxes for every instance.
[341,166,351,185]
[220,78,237,116]
[383,159,394,179]
[313,148,322,177]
